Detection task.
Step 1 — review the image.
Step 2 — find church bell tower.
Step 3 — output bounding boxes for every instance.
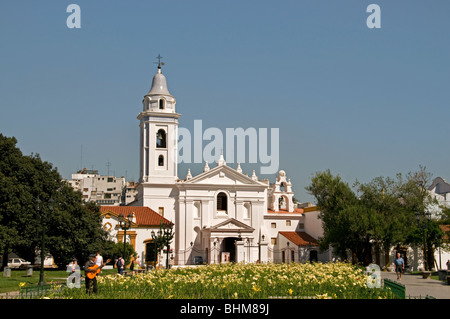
[137,57,180,184]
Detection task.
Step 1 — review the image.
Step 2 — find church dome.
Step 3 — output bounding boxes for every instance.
[147,67,172,96]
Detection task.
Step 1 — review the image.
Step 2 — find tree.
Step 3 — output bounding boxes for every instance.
[101,240,135,268]
[355,175,413,268]
[438,206,450,224]
[399,166,442,271]
[0,134,112,270]
[305,170,362,262]
[306,167,440,268]
[45,189,110,268]
[0,134,43,269]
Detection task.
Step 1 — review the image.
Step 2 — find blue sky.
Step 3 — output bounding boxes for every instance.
[1,1,449,202]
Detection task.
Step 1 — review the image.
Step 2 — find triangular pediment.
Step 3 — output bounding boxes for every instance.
[181,164,266,186]
[210,218,255,233]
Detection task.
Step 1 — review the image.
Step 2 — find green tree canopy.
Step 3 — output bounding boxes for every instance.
[0,134,111,269]
[306,167,443,268]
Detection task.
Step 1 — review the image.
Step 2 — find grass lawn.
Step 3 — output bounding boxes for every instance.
[0,268,117,294]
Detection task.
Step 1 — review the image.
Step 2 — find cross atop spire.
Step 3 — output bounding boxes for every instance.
[154,54,165,69]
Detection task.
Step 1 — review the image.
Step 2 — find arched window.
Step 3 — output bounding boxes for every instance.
[159,99,165,109]
[278,196,286,210]
[158,155,164,166]
[280,182,286,192]
[217,192,228,213]
[156,129,166,148]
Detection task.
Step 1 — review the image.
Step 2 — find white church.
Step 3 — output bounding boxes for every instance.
[100,63,332,267]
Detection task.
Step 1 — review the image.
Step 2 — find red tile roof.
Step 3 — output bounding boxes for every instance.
[279,231,319,247]
[100,206,171,226]
[267,208,304,214]
[267,206,318,214]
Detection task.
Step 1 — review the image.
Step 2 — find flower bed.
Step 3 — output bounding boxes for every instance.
[58,262,394,299]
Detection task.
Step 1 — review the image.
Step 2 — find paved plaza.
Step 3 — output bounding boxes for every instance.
[381,271,450,299]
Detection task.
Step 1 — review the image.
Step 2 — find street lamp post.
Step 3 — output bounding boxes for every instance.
[151,229,161,267]
[118,213,133,266]
[286,241,290,264]
[36,197,44,286]
[415,211,432,271]
[38,196,53,286]
[161,222,174,269]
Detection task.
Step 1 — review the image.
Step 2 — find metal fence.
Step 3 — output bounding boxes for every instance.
[19,281,67,299]
[383,278,437,299]
[383,278,406,299]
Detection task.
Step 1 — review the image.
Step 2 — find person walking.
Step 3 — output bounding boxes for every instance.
[394,252,405,281]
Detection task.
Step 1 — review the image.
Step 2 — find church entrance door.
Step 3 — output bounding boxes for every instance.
[222,237,239,263]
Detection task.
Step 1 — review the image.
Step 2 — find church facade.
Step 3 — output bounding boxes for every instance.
[101,64,332,267]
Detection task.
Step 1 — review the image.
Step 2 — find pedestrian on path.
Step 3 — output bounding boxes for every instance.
[394,252,405,281]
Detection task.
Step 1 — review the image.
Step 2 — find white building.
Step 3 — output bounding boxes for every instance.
[99,63,329,267]
[100,205,172,266]
[428,177,450,210]
[67,168,138,206]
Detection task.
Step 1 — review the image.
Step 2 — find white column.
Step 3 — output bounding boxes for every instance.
[236,240,245,263]
[143,122,148,181]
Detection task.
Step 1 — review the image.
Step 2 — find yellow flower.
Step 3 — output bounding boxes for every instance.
[288,289,293,295]
[233,292,238,299]
[252,284,261,292]
[19,282,26,288]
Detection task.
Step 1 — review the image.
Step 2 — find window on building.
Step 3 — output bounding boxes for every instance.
[286,220,291,226]
[271,238,277,245]
[145,241,157,264]
[271,223,276,229]
[278,196,285,208]
[107,177,113,182]
[243,202,251,219]
[158,207,164,216]
[158,155,164,166]
[156,129,166,148]
[217,192,228,213]
[194,201,201,218]
[159,99,165,110]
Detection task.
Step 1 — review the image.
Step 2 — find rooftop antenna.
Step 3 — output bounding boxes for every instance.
[106,161,111,176]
